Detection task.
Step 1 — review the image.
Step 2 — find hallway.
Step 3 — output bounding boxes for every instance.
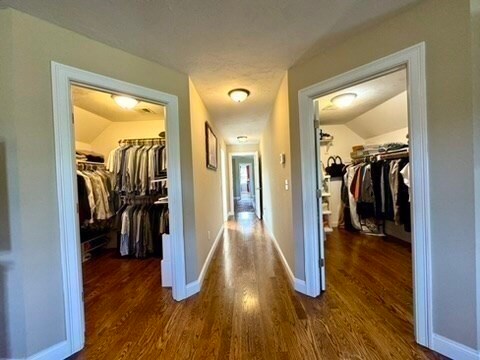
[72,214,444,359]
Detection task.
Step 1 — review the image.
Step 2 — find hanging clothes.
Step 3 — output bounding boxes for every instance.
[341,156,411,234]
[344,164,362,230]
[107,143,167,195]
[76,168,114,223]
[118,204,169,258]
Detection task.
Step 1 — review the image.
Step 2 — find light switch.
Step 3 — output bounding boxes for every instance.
[284,179,289,191]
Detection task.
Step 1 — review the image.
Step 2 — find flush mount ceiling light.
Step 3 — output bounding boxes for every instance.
[330,93,357,108]
[237,136,248,143]
[228,88,250,103]
[112,95,139,109]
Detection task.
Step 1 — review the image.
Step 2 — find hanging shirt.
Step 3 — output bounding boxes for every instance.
[346,165,362,230]
[389,159,401,225]
[400,163,411,202]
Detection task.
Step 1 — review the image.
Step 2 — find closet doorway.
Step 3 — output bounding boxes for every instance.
[298,44,432,347]
[51,62,187,356]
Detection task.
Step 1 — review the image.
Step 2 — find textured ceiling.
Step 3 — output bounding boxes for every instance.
[3,0,418,144]
[72,85,165,123]
[315,68,407,125]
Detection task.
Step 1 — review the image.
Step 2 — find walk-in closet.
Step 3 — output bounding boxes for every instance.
[315,67,415,338]
[72,84,171,341]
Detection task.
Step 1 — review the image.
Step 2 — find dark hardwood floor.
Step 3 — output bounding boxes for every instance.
[71,213,446,359]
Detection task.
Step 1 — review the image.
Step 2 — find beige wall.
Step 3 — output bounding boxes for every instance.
[288,0,476,348]
[259,74,297,275]
[189,80,226,275]
[471,0,480,349]
[73,106,110,144]
[227,144,259,153]
[0,8,197,358]
[0,9,27,359]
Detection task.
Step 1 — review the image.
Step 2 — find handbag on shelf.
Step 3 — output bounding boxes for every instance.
[325,156,344,178]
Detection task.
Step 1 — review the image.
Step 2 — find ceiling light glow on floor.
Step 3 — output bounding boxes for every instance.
[331,93,357,108]
[112,95,139,109]
[228,88,250,103]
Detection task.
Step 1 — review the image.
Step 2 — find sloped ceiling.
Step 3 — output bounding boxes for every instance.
[2,0,419,144]
[315,68,408,139]
[73,106,110,144]
[72,85,165,123]
[346,91,408,139]
[315,68,407,125]
[72,85,166,143]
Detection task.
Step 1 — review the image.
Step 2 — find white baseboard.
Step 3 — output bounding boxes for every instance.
[185,225,224,298]
[294,278,307,293]
[263,222,307,295]
[185,279,200,297]
[26,340,70,360]
[432,333,479,360]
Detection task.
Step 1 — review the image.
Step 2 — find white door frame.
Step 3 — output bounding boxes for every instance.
[298,43,432,347]
[228,151,261,217]
[220,148,229,221]
[51,62,187,356]
[238,163,252,195]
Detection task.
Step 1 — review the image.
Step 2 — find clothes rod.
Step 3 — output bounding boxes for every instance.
[76,160,105,165]
[118,137,165,144]
[351,150,409,164]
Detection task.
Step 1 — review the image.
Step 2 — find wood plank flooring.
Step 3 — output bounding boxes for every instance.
[71,213,446,359]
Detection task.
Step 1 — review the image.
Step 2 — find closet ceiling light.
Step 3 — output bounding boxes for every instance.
[331,93,357,108]
[237,136,248,143]
[112,95,139,109]
[228,88,250,103]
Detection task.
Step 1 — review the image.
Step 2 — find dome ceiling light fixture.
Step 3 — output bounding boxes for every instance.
[112,94,139,109]
[237,136,248,143]
[330,92,357,108]
[228,88,250,103]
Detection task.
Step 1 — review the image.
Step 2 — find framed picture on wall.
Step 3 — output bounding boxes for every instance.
[205,121,218,170]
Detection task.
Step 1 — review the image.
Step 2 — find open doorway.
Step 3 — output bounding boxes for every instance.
[298,44,431,347]
[72,83,174,350]
[313,66,418,339]
[51,63,187,355]
[229,151,262,218]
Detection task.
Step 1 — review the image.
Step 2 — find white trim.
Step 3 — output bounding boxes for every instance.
[263,222,305,293]
[432,334,480,360]
[185,225,224,297]
[26,341,70,360]
[50,62,187,358]
[298,43,432,347]
[221,148,229,222]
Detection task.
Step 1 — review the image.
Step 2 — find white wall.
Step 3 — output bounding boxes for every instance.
[364,127,408,145]
[320,124,364,165]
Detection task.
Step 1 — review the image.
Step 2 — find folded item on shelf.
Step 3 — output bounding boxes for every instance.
[76,150,105,163]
